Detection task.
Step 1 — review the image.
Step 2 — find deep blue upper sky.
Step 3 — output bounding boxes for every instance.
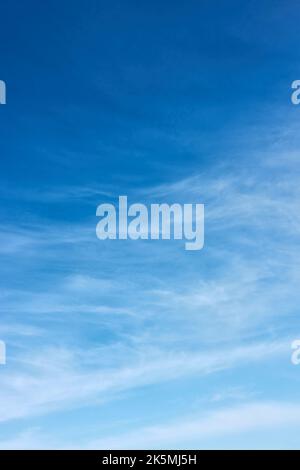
[1,0,299,190]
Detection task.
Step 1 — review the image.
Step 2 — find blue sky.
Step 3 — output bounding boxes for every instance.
[1,0,300,449]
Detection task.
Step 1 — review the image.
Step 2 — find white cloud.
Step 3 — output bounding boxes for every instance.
[2,401,299,449]
[86,401,300,449]
[0,339,286,424]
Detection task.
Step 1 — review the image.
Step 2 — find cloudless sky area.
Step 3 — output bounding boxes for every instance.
[1,0,300,449]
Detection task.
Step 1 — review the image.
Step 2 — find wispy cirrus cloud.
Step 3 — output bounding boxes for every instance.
[1,400,300,449]
[85,401,300,450]
[1,123,300,448]
[0,338,287,424]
